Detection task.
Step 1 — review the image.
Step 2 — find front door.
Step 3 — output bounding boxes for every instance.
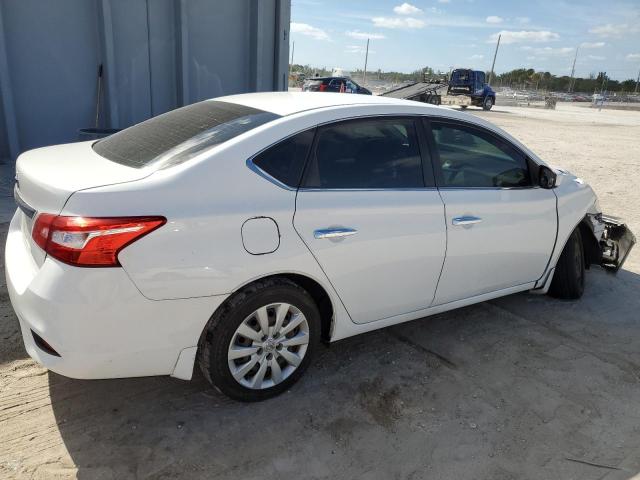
[294,117,446,324]
[426,119,557,305]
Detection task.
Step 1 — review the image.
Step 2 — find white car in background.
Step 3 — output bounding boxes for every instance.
[6,93,634,401]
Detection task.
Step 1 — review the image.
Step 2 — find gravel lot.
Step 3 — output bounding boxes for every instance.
[1,103,640,480]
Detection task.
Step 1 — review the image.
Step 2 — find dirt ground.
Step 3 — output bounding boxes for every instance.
[1,103,640,480]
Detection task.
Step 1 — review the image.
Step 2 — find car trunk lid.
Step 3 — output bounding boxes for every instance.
[14,141,154,267]
[15,141,153,214]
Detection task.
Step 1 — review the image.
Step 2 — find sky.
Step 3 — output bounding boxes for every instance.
[290,0,640,80]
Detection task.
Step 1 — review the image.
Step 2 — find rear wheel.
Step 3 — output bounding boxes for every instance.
[482,96,494,111]
[549,228,585,299]
[198,278,321,402]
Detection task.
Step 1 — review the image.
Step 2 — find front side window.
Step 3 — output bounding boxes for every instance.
[303,118,423,189]
[252,129,315,187]
[430,122,531,188]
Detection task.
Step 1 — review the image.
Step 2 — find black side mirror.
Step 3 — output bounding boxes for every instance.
[539,165,557,189]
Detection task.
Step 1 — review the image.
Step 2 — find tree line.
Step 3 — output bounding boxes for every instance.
[492,68,637,93]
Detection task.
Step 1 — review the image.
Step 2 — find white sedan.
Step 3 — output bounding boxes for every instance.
[6,93,634,401]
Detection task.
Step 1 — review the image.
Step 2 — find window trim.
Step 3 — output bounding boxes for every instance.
[422,116,538,190]
[246,127,317,191]
[299,115,434,191]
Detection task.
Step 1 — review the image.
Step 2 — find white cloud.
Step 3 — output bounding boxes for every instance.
[587,55,605,61]
[581,41,605,48]
[521,46,574,56]
[437,0,451,3]
[346,30,386,40]
[345,45,376,54]
[515,17,530,24]
[589,23,640,38]
[486,16,503,24]
[290,22,329,40]
[488,30,560,44]
[626,53,640,61]
[393,3,423,15]
[470,54,484,59]
[372,16,425,29]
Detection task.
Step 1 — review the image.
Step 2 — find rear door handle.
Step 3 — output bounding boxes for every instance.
[314,227,358,239]
[452,216,482,226]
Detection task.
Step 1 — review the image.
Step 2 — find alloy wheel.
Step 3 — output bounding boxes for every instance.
[227,303,310,390]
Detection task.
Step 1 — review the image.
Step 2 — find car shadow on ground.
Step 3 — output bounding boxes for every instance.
[43,267,640,480]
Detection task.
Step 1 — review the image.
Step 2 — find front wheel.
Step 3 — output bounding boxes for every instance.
[549,228,585,299]
[198,278,321,401]
[482,96,494,111]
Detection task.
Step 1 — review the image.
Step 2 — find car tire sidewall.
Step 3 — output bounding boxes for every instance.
[202,283,321,402]
[549,228,585,299]
[483,96,493,110]
[572,231,586,292]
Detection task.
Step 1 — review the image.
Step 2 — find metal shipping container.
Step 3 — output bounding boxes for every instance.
[0,0,291,167]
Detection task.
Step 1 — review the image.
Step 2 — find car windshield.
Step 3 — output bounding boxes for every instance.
[92,100,280,169]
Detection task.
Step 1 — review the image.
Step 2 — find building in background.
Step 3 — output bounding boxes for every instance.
[0,0,290,169]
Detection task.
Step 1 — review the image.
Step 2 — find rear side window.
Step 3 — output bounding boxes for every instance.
[430,122,530,188]
[252,129,315,187]
[93,101,280,169]
[303,118,423,189]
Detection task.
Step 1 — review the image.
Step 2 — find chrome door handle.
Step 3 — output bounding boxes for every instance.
[452,216,482,226]
[314,227,358,239]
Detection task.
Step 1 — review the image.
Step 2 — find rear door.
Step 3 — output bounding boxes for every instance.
[425,118,557,305]
[293,116,446,324]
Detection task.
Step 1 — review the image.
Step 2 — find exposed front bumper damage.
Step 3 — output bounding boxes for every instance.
[599,215,636,272]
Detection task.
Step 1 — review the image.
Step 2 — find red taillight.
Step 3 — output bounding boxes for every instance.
[32,215,166,267]
[319,84,327,92]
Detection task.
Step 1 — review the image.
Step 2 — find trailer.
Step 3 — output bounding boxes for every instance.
[381,69,496,111]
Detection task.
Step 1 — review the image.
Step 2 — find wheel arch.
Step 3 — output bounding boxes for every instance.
[277,273,335,342]
[535,214,602,293]
[577,216,602,268]
[209,272,336,344]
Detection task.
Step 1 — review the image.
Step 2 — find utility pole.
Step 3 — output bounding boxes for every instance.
[635,67,640,93]
[598,71,608,111]
[290,41,295,66]
[362,38,370,86]
[568,46,579,93]
[488,34,501,85]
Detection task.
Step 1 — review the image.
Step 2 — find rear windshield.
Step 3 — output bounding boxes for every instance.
[93,101,280,168]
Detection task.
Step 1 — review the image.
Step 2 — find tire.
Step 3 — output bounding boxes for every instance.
[549,228,585,299]
[482,96,494,111]
[460,105,468,110]
[198,278,321,402]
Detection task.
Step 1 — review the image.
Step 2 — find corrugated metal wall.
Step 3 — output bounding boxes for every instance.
[0,0,290,163]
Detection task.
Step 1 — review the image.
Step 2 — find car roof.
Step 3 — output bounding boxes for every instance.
[215,91,436,117]
[213,92,542,165]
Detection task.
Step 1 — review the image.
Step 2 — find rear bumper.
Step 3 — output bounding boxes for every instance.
[5,210,227,380]
[600,215,636,272]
